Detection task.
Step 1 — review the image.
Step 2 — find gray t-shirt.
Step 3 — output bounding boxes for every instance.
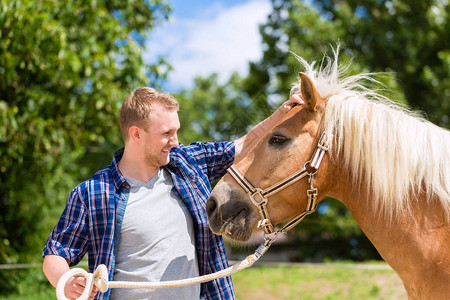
[110,168,200,300]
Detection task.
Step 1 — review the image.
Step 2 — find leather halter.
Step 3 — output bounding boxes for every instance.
[227,132,328,234]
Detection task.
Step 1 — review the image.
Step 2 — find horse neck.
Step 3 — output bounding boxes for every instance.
[329,170,450,299]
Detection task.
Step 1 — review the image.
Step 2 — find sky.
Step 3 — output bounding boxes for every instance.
[143,0,272,92]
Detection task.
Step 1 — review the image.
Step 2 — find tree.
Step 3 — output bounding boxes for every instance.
[247,0,449,126]
[0,0,170,293]
[175,73,273,144]
[315,0,449,126]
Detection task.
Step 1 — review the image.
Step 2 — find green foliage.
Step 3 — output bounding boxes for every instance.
[176,73,273,143]
[0,0,171,293]
[249,0,449,126]
[0,268,53,299]
[315,0,449,126]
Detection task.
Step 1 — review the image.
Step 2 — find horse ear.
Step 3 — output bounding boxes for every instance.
[299,72,323,111]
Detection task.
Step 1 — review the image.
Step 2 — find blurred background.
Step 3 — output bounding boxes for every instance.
[0,0,448,298]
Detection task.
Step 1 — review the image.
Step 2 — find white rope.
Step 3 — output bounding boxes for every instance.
[56,242,272,300]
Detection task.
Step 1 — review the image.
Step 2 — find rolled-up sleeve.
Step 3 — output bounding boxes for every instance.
[178,141,235,182]
[42,186,89,266]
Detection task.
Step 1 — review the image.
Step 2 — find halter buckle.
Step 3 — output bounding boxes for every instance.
[307,187,318,196]
[306,188,318,211]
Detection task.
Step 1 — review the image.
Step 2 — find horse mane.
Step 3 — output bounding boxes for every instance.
[291,48,450,220]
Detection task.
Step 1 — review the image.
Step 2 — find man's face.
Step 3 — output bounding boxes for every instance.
[141,105,180,168]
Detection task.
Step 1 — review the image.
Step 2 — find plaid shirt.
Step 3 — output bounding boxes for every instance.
[43,141,236,299]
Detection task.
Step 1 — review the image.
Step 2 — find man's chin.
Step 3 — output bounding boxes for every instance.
[159,152,171,166]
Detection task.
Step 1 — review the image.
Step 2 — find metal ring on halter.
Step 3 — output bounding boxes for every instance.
[303,161,319,176]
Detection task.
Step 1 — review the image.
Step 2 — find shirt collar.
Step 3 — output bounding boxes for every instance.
[110,148,129,190]
[167,145,181,167]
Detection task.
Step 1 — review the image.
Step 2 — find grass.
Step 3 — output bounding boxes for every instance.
[232,263,407,300]
[0,263,407,299]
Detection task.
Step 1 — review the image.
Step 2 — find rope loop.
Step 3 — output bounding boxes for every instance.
[93,264,109,293]
[56,267,94,300]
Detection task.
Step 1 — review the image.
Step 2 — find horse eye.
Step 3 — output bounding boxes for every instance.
[269,135,289,145]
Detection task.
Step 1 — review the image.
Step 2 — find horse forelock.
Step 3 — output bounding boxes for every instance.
[292,48,450,220]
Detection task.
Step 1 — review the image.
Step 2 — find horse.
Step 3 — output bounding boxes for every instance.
[206,50,450,299]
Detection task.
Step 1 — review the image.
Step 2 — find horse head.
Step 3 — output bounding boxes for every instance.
[207,73,337,241]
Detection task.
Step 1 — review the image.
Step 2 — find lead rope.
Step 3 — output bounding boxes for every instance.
[56,238,276,300]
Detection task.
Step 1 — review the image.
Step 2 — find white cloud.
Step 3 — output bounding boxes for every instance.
[144,0,272,91]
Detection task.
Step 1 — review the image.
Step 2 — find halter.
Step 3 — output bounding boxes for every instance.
[227,132,328,235]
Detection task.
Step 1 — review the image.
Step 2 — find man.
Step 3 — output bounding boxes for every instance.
[42,87,303,299]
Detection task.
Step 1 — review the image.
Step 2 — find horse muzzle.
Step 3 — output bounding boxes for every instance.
[206,183,256,241]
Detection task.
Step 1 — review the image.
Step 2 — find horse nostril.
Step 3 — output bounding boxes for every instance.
[206,197,218,218]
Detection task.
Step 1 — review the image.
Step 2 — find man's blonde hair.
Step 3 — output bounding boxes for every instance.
[119,87,179,142]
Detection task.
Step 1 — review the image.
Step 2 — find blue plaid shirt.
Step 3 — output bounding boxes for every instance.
[43,141,236,299]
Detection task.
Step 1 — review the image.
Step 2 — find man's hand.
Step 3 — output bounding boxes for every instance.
[234,93,305,161]
[65,276,99,300]
[275,93,305,115]
[43,255,99,300]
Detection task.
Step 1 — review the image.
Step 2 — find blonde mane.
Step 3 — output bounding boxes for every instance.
[291,49,450,219]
